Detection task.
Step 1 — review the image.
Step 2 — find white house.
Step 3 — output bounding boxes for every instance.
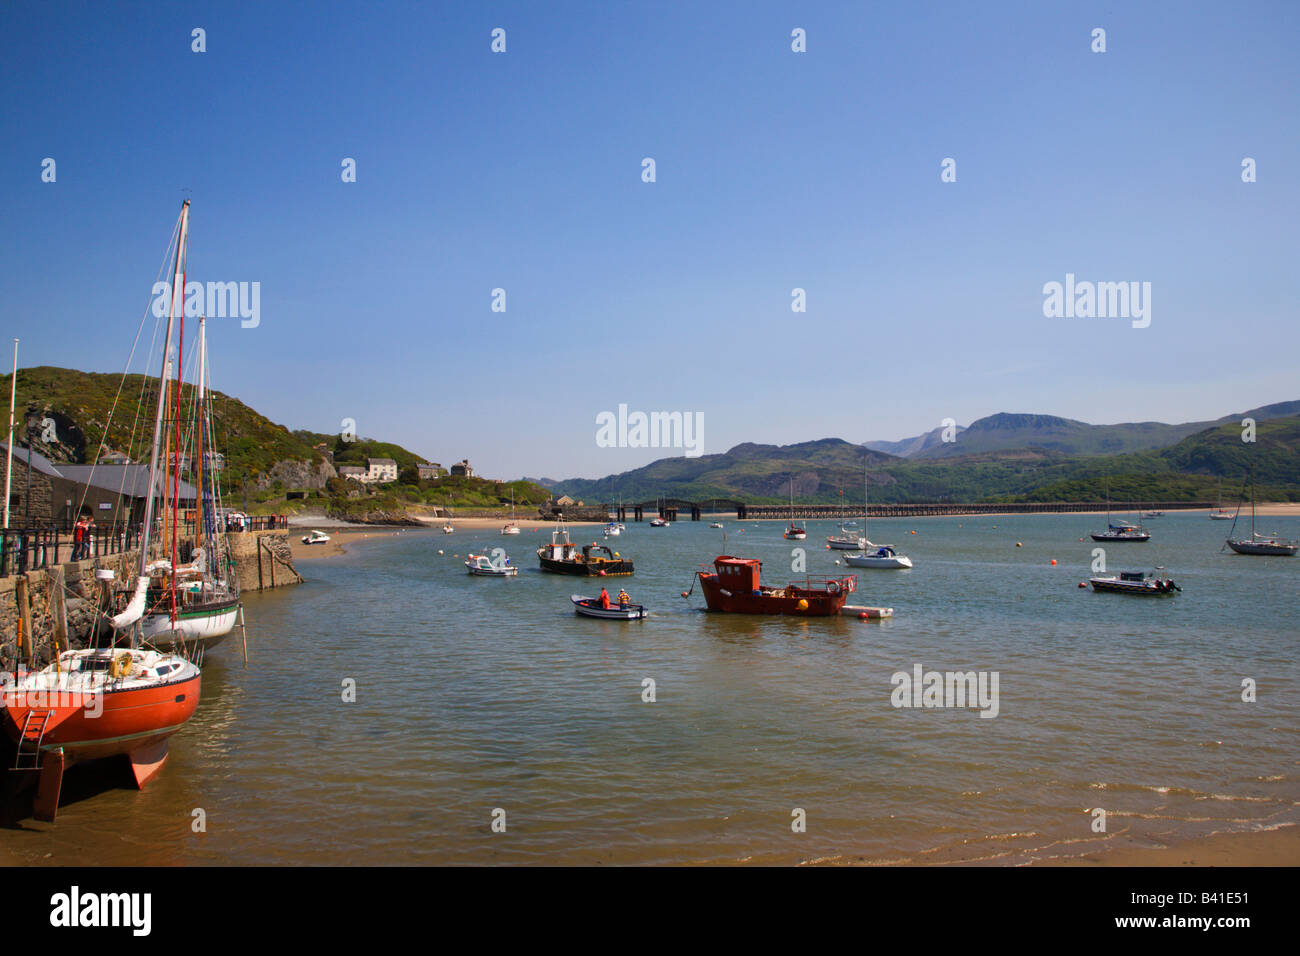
[365,458,398,484]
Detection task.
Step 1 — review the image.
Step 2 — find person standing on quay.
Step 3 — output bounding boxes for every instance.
[72,514,88,560]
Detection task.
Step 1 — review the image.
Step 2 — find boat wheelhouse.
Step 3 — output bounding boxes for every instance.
[696,556,855,616]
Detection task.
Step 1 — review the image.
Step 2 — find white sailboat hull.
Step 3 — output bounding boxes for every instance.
[140,601,239,646]
[844,553,912,569]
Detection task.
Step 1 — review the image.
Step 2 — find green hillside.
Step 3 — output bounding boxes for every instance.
[2,367,423,494]
[3,366,325,490]
[551,417,1300,505]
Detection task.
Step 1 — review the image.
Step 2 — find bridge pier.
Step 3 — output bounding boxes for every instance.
[633,506,643,522]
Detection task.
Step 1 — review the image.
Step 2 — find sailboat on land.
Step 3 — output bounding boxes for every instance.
[2,200,204,820]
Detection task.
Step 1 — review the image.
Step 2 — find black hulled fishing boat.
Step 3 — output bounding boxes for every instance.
[537,521,634,576]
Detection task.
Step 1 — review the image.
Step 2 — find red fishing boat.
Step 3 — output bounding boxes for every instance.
[2,200,204,821]
[696,556,855,616]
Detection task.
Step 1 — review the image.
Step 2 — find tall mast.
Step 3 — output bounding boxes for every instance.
[863,453,869,541]
[196,316,208,574]
[140,200,190,588]
[3,338,16,530]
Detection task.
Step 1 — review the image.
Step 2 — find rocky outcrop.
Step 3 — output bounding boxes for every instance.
[324,505,422,526]
[255,458,337,491]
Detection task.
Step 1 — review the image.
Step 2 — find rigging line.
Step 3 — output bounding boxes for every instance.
[74,211,183,521]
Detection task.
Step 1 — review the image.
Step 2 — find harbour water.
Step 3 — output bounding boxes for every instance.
[6,512,1297,865]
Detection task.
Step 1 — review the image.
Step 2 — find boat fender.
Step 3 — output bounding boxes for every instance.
[719,588,732,597]
[797,599,809,610]
[110,651,133,680]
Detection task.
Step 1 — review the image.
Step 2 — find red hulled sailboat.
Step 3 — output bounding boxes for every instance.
[2,200,204,821]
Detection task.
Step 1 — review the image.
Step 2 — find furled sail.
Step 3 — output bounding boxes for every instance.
[110,575,151,630]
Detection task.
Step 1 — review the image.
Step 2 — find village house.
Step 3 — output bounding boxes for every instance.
[337,465,366,482]
[365,458,398,484]
[450,459,474,477]
[416,463,441,480]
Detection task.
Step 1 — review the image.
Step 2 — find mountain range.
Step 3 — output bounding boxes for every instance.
[550,403,1300,504]
[867,402,1300,460]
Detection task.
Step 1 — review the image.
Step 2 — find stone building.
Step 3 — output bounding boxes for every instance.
[0,441,196,529]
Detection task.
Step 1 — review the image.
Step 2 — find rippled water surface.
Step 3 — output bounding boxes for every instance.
[8,512,1298,865]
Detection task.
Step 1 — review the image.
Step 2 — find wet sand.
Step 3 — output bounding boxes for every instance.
[289,527,410,562]
[1032,824,1300,867]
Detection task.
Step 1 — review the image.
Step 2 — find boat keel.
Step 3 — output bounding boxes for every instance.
[33,749,65,823]
[128,739,170,789]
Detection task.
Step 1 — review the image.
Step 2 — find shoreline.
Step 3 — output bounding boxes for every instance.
[287,517,606,563]
[1028,823,1300,867]
[724,503,1300,521]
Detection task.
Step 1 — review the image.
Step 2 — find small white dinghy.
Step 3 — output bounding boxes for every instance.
[466,553,519,576]
[301,529,331,545]
[571,594,647,619]
[844,545,913,569]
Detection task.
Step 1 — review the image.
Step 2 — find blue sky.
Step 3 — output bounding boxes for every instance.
[1,1,1297,480]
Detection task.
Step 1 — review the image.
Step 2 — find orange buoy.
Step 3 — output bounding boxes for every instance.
[681,591,688,598]
[1078,582,1087,588]
[858,611,869,620]
[1050,559,1057,566]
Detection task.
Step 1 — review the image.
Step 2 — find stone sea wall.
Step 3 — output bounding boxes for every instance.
[0,531,301,666]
